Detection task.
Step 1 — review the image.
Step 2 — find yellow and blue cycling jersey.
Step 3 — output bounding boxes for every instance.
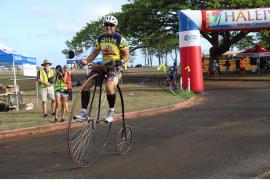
[95,32,129,61]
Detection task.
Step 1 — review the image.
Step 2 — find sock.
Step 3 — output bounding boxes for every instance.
[81,91,90,109]
[109,108,115,112]
[107,94,116,109]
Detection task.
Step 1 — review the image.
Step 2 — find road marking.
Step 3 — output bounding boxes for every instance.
[253,170,270,179]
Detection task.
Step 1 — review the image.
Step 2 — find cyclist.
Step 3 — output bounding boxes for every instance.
[157,63,177,93]
[168,62,177,93]
[74,15,130,123]
[157,63,168,73]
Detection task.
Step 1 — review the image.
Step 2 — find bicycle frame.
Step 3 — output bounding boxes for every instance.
[68,69,132,167]
[117,84,128,138]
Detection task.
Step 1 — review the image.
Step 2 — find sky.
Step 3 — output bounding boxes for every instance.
[0,0,211,67]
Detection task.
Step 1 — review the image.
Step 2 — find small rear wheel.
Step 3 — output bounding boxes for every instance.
[116,126,133,155]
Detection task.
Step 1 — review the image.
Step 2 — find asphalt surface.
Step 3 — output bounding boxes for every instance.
[1,80,270,178]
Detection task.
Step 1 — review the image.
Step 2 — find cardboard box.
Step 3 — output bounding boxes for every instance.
[0,85,6,94]
[6,85,14,94]
[6,85,19,94]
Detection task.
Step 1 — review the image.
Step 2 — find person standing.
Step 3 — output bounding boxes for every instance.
[225,59,231,72]
[212,60,219,77]
[257,59,261,76]
[240,58,246,76]
[54,65,68,122]
[36,59,56,117]
[168,62,177,93]
[236,59,240,73]
[63,65,72,113]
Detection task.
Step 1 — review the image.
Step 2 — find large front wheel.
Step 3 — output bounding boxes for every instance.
[68,75,111,167]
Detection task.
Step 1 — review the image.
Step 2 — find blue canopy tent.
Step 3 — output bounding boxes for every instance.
[0,46,36,110]
[0,49,36,65]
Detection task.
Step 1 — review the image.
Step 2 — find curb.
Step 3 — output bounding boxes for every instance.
[0,96,197,140]
[204,78,270,81]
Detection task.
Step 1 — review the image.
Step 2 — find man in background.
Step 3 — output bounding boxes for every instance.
[36,59,56,117]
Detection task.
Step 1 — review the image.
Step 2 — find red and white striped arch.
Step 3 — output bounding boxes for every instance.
[179,8,270,92]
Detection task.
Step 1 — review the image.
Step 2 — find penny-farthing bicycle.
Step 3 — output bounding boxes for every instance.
[67,63,133,167]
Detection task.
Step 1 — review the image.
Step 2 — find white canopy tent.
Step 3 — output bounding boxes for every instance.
[66,47,103,74]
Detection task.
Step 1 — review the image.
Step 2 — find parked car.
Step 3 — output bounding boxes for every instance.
[135,64,142,68]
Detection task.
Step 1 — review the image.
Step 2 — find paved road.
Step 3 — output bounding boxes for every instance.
[1,80,270,178]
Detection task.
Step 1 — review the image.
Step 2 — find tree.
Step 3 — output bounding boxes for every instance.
[259,30,270,48]
[119,0,180,50]
[63,0,270,69]
[233,32,259,50]
[64,18,104,56]
[119,0,269,69]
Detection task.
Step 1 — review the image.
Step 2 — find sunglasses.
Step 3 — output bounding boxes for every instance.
[104,23,115,27]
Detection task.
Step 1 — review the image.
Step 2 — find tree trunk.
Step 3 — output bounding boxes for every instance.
[208,46,229,73]
[165,52,168,65]
[201,31,249,74]
[150,54,153,66]
[175,48,178,65]
[144,50,147,65]
[147,51,150,66]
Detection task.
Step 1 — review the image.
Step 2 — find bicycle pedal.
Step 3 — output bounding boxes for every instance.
[86,117,95,121]
[97,119,112,124]
[96,119,105,124]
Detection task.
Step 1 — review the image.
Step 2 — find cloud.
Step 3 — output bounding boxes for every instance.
[0,36,15,43]
[53,24,81,35]
[29,5,57,16]
[50,4,117,37]
[35,33,52,38]
[0,43,13,51]
[79,3,123,24]
[49,1,126,38]
[83,5,114,20]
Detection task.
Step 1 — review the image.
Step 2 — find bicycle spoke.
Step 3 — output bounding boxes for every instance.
[116,126,133,155]
[70,124,92,150]
[68,75,113,167]
[73,125,95,166]
[76,128,94,165]
[68,75,133,167]
[71,125,93,156]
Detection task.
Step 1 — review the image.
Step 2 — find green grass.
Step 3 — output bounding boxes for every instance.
[0,84,188,131]
[123,89,185,112]
[180,90,195,99]
[0,70,191,131]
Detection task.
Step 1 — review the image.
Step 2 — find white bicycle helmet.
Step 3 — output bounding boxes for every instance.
[103,15,118,26]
